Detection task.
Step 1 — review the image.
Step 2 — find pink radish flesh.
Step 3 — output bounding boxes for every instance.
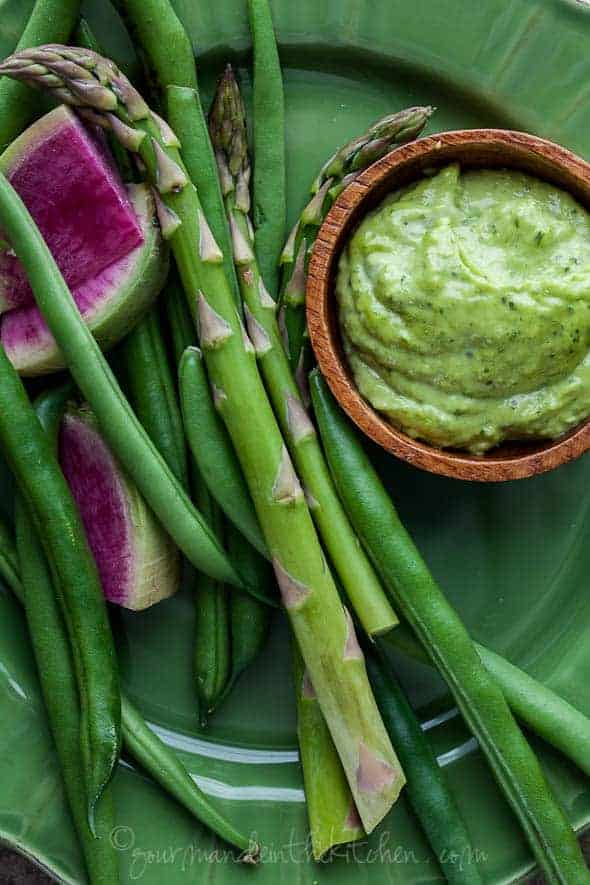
[0,106,143,311]
[58,408,179,610]
[59,412,133,605]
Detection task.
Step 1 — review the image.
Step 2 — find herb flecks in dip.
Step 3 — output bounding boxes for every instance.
[337,163,590,453]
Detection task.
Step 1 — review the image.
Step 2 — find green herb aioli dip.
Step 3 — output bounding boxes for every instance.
[337,163,590,453]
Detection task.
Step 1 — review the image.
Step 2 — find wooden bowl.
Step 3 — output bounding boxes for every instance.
[307,129,590,482]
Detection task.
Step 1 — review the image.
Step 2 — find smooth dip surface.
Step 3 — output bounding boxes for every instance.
[337,163,590,454]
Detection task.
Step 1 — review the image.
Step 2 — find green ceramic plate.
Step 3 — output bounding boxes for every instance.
[2,0,590,881]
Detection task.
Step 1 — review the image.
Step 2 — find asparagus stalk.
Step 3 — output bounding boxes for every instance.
[277,106,433,374]
[293,645,365,859]
[209,66,397,639]
[0,45,405,833]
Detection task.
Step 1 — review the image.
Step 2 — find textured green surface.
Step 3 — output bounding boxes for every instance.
[1,0,590,882]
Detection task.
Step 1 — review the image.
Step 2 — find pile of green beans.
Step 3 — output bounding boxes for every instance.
[15,386,119,882]
[310,370,590,883]
[0,447,256,868]
[0,348,120,825]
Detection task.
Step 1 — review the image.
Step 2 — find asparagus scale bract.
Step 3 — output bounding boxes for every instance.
[0,44,405,833]
[209,66,397,638]
[277,105,433,373]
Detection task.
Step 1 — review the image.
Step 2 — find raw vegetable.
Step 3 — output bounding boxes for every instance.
[210,65,397,638]
[0,339,120,826]
[192,471,231,722]
[165,274,272,701]
[0,171,239,589]
[3,183,168,375]
[121,695,259,861]
[15,386,118,883]
[0,514,21,599]
[114,0,240,302]
[310,369,590,883]
[6,475,255,860]
[247,0,286,295]
[278,107,433,373]
[59,404,180,611]
[367,649,483,884]
[0,45,406,833]
[224,526,272,694]
[0,106,143,311]
[293,646,365,859]
[0,0,81,151]
[386,626,590,779]
[117,306,188,488]
[179,346,268,562]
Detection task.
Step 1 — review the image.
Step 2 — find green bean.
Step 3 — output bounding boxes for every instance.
[0,0,81,151]
[0,358,120,826]
[225,525,272,691]
[0,172,240,589]
[310,370,590,884]
[179,346,268,561]
[113,0,240,301]
[192,472,231,723]
[118,306,189,488]
[4,499,255,860]
[163,270,197,367]
[14,386,118,882]
[247,0,286,296]
[121,695,258,860]
[368,649,483,884]
[0,514,22,600]
[386,625,590,779]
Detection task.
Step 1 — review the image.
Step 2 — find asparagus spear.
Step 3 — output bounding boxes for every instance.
[277,106,433,375]
[293,645,365,859]
[208,66,397,639]
[0,46,405,834]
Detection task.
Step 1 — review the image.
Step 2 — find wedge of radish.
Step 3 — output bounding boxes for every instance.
[2,183,168,375]
[0,105,145,312]
[59,405,180,611]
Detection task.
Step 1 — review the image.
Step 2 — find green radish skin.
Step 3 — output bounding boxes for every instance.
[0,347,120,828]
[14,385,118,883]
[179,346,268,562]
[367,650,483,884]
[247,0,287,296]
[117,306,188,489]
[0,514,22,599]
[310,369,590,885]
[0,0,81,151]
[2,184,169,376]
[0,172,240,590]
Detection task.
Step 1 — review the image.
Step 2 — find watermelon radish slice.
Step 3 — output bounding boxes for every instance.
[59,405,180,611]
[0,105,144,312]
[2,184,169,376]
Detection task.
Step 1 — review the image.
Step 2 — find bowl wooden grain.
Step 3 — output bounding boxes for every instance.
[307,128,590,481]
